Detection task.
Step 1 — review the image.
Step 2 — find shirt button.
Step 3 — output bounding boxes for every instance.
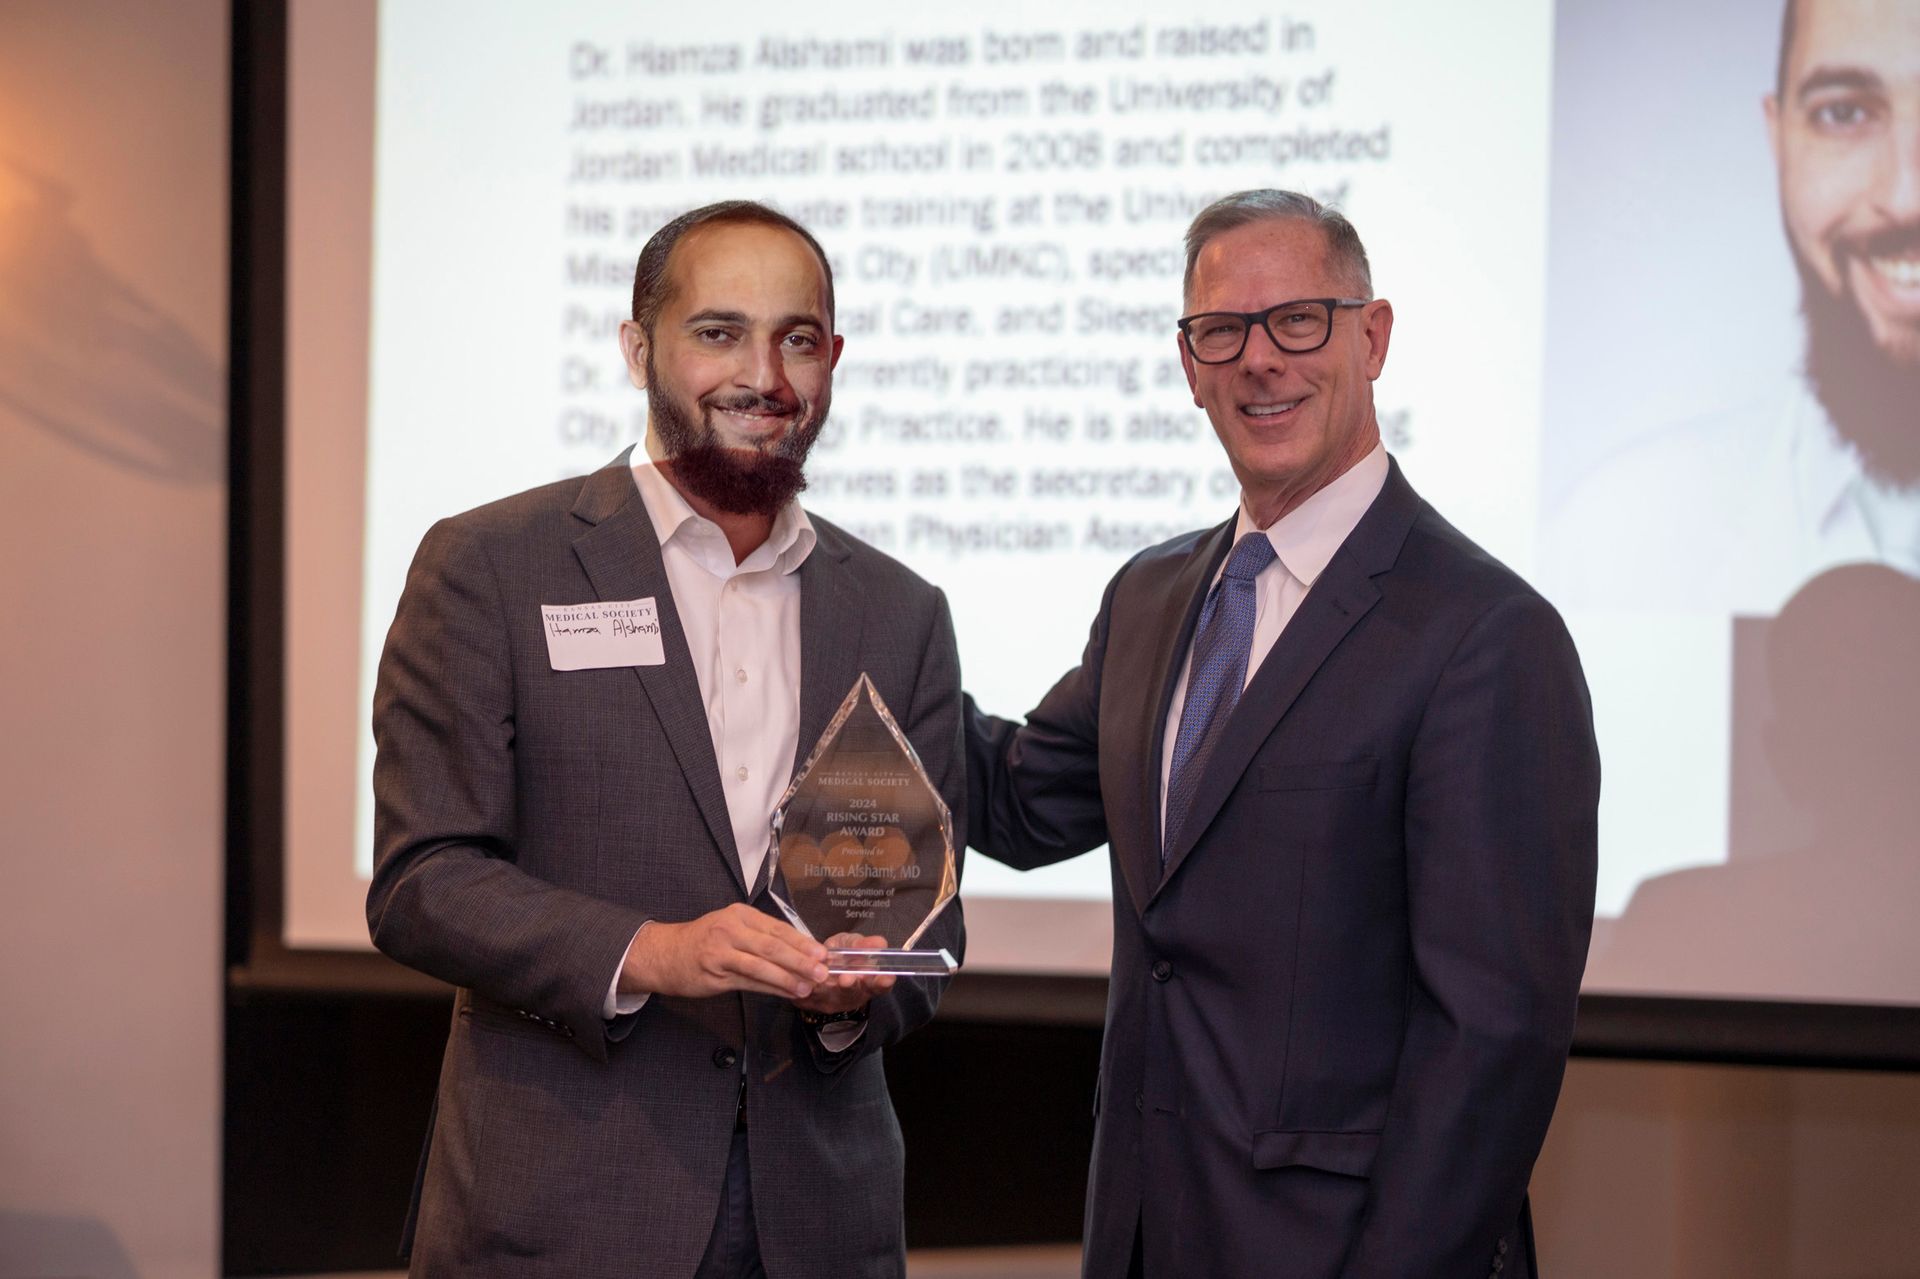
[735,668,748,684]
[736,766,749,781]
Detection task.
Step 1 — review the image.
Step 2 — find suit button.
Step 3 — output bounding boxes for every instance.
[712,1046,737,1069]
[1491,1260,1504,1274]
[1497,1240,1508,1255]
[1133,1091,1144,1112]
[1151,960,1172,981]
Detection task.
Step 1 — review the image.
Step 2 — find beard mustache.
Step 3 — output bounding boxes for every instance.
[645,350,826,517]
[1795,238,1920,490]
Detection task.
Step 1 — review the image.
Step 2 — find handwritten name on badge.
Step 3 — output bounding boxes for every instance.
[541,598,664,670]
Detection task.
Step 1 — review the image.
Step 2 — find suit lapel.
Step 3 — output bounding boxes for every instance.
[1114,520,1233,917]
[569,452,748,898]
[793,526,863,779]
[1154,460,1424,893]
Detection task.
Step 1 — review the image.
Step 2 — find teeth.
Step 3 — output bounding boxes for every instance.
[1869,256,1920,288]
[1246,400,1301,415]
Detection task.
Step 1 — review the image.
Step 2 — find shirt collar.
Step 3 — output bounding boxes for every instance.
[1788,379,1920,568]
[1787,378,1866,540]
[629,459,816,579]
[1236,443,1390,588]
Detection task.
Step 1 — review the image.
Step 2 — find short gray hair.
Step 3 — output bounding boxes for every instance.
[1182,190,1373,302]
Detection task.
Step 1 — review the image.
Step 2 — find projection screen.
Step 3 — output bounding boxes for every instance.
[277,0,1920,1014]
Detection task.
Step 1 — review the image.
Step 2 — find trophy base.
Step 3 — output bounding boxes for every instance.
[826,946,958,977]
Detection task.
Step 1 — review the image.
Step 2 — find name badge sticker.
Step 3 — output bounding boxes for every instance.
[541,598,665,670]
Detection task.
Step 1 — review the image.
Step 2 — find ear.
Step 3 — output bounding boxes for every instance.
[1178,334,1202,408]
[1764,91,1782,165]
[618,319,650,391]
[1360,300,1394,381]
[829,332,845,372]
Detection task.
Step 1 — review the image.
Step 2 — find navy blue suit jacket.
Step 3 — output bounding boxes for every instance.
[968,460,1599,1278]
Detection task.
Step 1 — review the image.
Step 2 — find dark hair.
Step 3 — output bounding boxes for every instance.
[1182,189,1372,302]
[630,200,836,330]
[1776,0,1800,102]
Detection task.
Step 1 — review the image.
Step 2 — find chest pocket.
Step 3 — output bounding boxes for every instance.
[1259,759,1377,791]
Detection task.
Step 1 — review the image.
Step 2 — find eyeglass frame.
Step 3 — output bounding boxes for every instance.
[1176,297,1373,364]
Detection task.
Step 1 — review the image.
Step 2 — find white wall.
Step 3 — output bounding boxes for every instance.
[0,2,227,1276]
[1536,1058,1920,1278]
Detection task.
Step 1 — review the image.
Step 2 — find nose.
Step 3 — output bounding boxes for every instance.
[737,335,793,399]
[1877,107,1920,224]
[1238,319,1292,376]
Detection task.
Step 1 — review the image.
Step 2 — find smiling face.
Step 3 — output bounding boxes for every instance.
[1179,218,1393,527]
[1769,0,1920,363]
[619,219,842,514]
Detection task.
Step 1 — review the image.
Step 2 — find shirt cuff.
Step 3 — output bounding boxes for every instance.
[604,923,651,1020]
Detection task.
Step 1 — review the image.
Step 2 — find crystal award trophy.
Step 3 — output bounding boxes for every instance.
[769,674,959,977]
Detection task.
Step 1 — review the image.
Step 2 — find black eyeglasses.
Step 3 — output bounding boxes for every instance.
[1176,298,1370,364]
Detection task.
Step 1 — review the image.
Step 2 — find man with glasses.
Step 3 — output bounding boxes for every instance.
[967,190,1599,1278]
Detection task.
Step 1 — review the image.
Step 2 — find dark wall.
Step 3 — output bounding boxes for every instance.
[224,992,1099,1274]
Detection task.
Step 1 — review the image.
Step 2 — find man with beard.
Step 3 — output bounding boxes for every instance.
[1545,0,1918,999]
[1547,0,1920,613]
[368,201,964,1278]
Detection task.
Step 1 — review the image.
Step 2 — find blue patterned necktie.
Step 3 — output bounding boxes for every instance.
[1164,532,1278,860]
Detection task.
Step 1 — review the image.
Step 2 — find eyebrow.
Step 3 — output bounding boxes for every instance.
[1795,66,1887,103]
[681,309,826,330]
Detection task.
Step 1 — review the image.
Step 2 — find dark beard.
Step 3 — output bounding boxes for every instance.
[645,352,825,517]
[1796,247,1920,491]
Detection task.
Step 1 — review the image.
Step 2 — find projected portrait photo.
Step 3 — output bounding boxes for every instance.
[1543,0,1920,1003]
[1542,0,1920,617]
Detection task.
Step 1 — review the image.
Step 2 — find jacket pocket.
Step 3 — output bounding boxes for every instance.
[460,997,574,1043]
[1251,1128,1382,1178]
[1258,759,1378,791]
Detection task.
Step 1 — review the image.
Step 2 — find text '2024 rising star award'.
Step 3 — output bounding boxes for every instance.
[770,674,959,976]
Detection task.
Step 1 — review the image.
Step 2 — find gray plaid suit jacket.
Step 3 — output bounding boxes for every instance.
[368,450,965,1277]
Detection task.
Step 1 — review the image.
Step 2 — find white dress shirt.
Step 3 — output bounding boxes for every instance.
[1159,444,1390,840]
[632,460,812,884]
[605,460,813,1017]
[1543,376,1920,615]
